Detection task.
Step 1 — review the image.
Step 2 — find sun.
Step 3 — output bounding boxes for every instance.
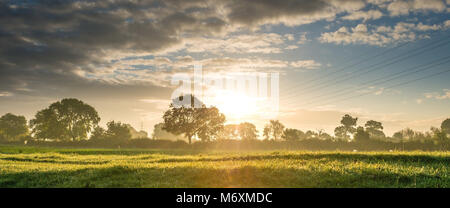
[204,90,261,120]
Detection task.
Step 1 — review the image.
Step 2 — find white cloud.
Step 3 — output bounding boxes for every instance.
[297,32,309,44]
[183,33,285,54]
[290,60,322,69]
[0,92,13,97]
[82,56,292,87]
[424,89,450,100]
[342,9,383,21]
[319,20,447,46]
[387,0,447,16]
[285,45,299,50]
[284,34,295,41]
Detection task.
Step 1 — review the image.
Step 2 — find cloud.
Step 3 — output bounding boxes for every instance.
[297,32,309,44]
[285,45,299,50]
[81,56,291,86]
[284,34,295,41]
[183,33,286,54]
[424,89,450,100]
[0,0,447,102]
[387,0,447,16]
[0,92,13,97]
[319,20,447,46]
[225,0,366,27]
[342,9,383,21]
[290,60,322,69]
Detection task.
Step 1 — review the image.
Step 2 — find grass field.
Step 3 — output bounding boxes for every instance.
[0,145,448,188]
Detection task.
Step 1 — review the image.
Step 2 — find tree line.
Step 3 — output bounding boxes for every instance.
[0,97,449,151]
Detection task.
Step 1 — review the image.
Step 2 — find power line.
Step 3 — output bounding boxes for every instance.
[285,41,411,93]
[281,35,450,105]
[307,67,450,108]
[297,55,450,107]
[282,30,448,99]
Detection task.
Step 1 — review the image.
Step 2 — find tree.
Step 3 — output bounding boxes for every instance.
[441,118,450,135]
[30,98,100,141]
[105,121,132,144]
[317,129,333,141]
[151,123,187,141]
[354,126,370,142]
[334,126,347,141]
[263,120,285,140]
[238,122,258,141]
[90,126,106,141]
[282,128,305,141]
[217,124,239,140]
[125,124,148,139]
[90,121,132,145]
[431,127,448,150]
[0,113,29,142]
[334,114,357,141]
[162,103,225,144]
[196,107,226,142]
[29,108,66,141]
[365,120,385,139]
[305,130,318,140]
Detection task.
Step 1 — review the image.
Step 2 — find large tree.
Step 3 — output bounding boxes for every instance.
[105,121,132,144]
[89,121,132,145]
[151,123,187,141]
[263,120,285,140]
[441,118,450,135]
[217,124,239,140]
[365,120,385,139]
[282,128,304,141]
[0,113,29,142]
[30,98,100,141]
[238,122,258,141]
[162,103,225,144]
[354,126,370,142]
[334,114,357,140]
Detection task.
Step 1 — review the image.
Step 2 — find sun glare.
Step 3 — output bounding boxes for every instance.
[205,90,261,120]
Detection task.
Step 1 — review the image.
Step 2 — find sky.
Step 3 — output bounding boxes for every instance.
[0,0,449,137]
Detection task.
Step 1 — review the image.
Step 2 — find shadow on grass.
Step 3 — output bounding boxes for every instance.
[0,164,446,188]
[151,153,450,164]
[0,157,109,165]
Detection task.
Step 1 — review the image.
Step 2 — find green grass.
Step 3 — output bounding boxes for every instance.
[0,145,448,187]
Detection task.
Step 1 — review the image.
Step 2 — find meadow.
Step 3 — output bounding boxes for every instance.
[0,145,448,188]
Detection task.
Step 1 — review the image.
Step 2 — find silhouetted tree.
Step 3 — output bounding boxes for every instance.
[30,98,100,141]
[105,121,132,145]
[354,126,370,142]
[305,130,318,140]
[162,102,225,144]
[151,123,187,141]
[431,127,448,150]
[238,122,258,141]
[334,114,357,141]
[365,120,385,139]
[263,120,285,140]
[125,124,148,139]
[197,107,226,142]
[218,124,239,140]
[441,118,450,135]
[334,126,347,141]
[282,128,304,141]
[90,126,106,141]
[317,129,333,141]
[263,126,270,140]
[0,113,28,142]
